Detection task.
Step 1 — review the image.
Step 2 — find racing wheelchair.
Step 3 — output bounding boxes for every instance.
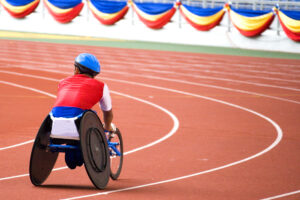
[29,110,123,189]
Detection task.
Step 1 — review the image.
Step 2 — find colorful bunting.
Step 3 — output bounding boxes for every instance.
[275,8,300,41]
[180,4,225,31]
[226,4,275,37]
[0,0,40,18]
[88,0,129,25]
[0,1,299,42]
[44,0,84,23]
[130,1,176,29]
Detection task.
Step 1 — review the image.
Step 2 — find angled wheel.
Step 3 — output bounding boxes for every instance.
[79,111,110,189]
[29,115,58,186]
[108,128,123,180]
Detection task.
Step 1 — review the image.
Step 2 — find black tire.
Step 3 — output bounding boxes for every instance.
[80,111,110,189]
[29,115,58,186]
[109,128,123,180]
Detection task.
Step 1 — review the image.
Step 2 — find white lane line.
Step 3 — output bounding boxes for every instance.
[0,80,56,151]
[0,140,34,151]
[1,69,300,105]
[0,173,29,181]
[1,57,300,90]
[0,45,299,70]
[2,53,299,80]
[105,70,300,105]
[0,80,56,98]
[105,62,300,77]
[112,91,179,156]
[62,80,283,200]
[0,166,68,181]
[137,68,300,84]
[105,69,300,92]
[0,70,64,82]
[261,190,300,200]
[0,80,179,181]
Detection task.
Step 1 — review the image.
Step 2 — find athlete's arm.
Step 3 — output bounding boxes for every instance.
[103,109,114,131]
[99,84,114,131]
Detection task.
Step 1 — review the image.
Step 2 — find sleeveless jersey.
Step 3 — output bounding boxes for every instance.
[51,74,110,117]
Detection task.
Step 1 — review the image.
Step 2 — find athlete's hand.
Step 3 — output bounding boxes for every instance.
[105,123,116,133]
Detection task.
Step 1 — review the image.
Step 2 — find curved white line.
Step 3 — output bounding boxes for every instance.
[0,166,69,181]
[0,80,179,181]
[0,140,34,151]
[105,69,300,92]
[0,80,56,98]
[261,190,300,200]
[0,80,56,151]
[111,91,179,155]
[137,68,300,83]
[104,70,300,105]
[62,80,284,200]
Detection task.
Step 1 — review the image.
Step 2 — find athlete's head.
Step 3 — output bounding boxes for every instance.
[74,53,100,78]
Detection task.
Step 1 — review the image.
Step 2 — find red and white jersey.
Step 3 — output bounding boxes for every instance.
[51,74,111,117]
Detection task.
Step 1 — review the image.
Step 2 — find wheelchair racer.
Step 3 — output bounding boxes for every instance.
[50,53,115,132]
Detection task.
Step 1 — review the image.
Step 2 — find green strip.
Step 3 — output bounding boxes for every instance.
[1,31,300,60]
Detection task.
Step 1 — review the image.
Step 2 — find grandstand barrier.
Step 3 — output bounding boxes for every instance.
[0,0,299,53]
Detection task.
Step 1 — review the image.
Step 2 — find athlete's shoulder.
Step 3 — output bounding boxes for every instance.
[91,79,105,90]
[58,75,74,87]
[62,74,90,83]
[90,77,104,85]
[61,75,76,82]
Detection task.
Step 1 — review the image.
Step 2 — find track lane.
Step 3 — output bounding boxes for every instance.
[0,39,299,199]
[0,69,288,200]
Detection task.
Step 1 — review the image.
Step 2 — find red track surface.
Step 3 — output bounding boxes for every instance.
[0,39,299,200]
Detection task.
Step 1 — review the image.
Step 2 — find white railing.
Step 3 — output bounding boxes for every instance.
[0,0,299,53]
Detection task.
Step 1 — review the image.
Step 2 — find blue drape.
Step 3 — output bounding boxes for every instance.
[90,0,127,14]
[182,4,224,17]
[134,2,173,15]
[48,0,82,9]
[280,9,300,20]
[6,0,35,6]
[231,7,272,17]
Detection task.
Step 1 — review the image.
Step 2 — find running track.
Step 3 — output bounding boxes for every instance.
[0,39,299,200]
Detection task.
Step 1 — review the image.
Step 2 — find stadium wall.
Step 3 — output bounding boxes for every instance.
[0,1,299,54]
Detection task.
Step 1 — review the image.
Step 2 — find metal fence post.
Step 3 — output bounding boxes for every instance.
[178,2,181,28]
[86,0,89,22]
[276,2,280,36]
[131,3,134,25]
[227,1,231,32]
[42,0,46,19]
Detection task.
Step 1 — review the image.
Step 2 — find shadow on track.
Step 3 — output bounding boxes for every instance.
[39,184,97,191]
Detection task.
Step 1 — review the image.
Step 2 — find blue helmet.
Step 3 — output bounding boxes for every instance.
[74,53,100,76]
